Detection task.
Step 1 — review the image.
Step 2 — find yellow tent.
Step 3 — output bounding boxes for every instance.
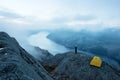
[90,56,102,67]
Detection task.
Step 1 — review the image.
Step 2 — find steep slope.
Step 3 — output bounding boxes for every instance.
[0,32,53,80]
[42,52,120,80]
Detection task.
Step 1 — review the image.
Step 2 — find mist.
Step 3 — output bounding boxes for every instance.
[0,13,120,57]
[0,0,120,59]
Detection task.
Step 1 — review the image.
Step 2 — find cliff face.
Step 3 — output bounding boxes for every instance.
[42,52,120,80]
[0,32,53,80]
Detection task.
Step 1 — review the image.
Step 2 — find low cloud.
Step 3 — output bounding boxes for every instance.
[0,8,120,57]
[0,10,23,18]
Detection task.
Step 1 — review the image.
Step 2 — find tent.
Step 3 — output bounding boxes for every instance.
[90,56,102,67]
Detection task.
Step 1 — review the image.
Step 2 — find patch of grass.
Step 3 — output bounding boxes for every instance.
[44,65,57,73]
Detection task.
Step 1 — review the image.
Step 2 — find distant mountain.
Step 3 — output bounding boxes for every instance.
[1,31,120,80]
[42,52,120,80]
[47,28,120,68]
[0,32,53,80]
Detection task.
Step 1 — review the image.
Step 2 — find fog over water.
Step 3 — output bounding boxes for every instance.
[28,32,69,55]
[0,0,120,70]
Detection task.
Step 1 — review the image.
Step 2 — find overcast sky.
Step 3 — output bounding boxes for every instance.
[0,0,120,31]
[0,0,120,55]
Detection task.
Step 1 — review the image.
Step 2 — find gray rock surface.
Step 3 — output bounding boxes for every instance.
[34,46,53,62]
[0,32,53,80]
[41,52,78,70]
[1,31,120,80]
[42,52,120,80]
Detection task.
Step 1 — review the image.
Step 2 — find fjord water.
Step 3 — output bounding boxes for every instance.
[28,32,69,55]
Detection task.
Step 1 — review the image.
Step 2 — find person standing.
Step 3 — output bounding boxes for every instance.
[75,47,77,54]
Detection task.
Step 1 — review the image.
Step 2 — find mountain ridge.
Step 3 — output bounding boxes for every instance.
[41,52,120,80]
[0,31,120,80]
[0,32,53,80]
